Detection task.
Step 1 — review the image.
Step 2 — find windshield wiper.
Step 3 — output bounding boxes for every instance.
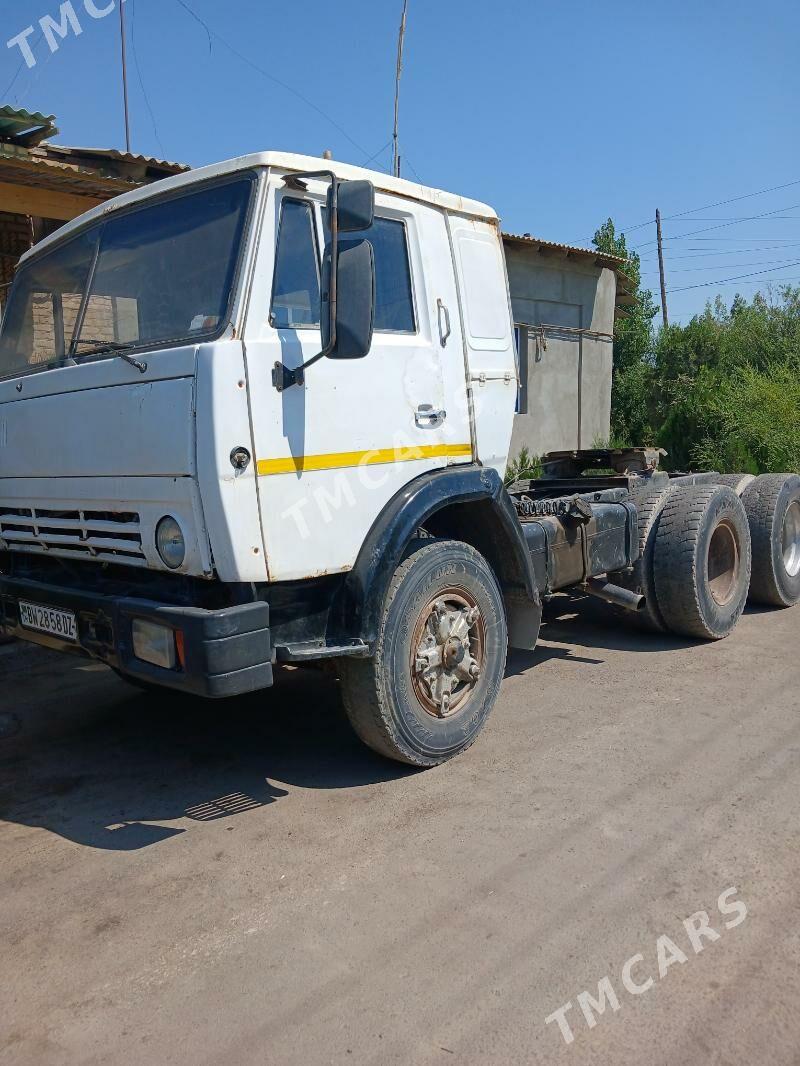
[72,341,148,374]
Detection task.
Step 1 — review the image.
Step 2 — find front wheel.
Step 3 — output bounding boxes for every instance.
[339,540,508,767]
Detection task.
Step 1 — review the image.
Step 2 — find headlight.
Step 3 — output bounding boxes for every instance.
[156,516,185,569]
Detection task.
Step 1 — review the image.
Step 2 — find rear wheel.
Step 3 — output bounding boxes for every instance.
[653,484,751,640]
[339,540,508,767]
[742,474,800,607]
[711,473,756,496]
[612,486,674,632]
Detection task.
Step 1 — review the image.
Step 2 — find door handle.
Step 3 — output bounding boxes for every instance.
[415,403,447,428]
[437,298,451,347]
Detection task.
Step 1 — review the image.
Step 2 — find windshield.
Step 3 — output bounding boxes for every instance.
[0,176,253,380]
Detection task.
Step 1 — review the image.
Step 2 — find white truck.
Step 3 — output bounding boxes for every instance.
[1,152,799,766]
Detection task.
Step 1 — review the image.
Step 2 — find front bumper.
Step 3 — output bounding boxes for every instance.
[0,575,273,698]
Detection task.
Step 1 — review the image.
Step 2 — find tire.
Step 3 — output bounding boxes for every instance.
[339,540,508,767]
[653,484,752,640]
[711,473,756,496]
[742,473,800,607]
[612,486,675,632]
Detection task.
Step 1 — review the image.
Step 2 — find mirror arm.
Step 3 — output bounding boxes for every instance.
[273,170,339,392]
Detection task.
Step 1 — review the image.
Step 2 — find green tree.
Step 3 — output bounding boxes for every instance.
[592,219,659,445]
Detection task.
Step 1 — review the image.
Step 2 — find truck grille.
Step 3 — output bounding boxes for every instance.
[0,507,146,566]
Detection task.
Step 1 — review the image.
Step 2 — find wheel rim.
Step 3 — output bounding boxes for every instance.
[707,519,741,606]
[782,500,800,578]
[410,587,485,719]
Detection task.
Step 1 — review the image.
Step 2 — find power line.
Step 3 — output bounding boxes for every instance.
[360,140,394,172]
[130,0,167,159]
[644,235,800,247]
[631,201,800,249]
[670,276,800,295]
[662,215,800,223]
[643,257,800,276]
[659,178,800,222]
[172,0,373,161]
[639,243,800,261]
[402,156,424,184]
[575,176,800,244]
[1,30,44,100]
[666,261,800,294]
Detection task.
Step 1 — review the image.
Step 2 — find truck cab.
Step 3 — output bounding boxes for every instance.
[0,152,539,764]
[4,150,793,766]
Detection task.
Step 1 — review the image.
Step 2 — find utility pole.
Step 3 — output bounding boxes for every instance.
[119,0,132,154]
[392,0,409,178]
[656,208,668,328]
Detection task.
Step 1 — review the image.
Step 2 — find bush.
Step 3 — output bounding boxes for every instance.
[504,446,542,485]
[690,363,800,473]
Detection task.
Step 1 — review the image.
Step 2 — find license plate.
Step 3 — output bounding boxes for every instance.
[19,601,78,643]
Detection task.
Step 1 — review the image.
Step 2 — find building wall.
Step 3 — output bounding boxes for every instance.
[0,212,31,314]
[504,242,616,460]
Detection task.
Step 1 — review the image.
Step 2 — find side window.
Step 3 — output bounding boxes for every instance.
[270,199,320,328]
[325,213,416,333]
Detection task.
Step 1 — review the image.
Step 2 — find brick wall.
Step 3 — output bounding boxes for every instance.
[0,212,31,310]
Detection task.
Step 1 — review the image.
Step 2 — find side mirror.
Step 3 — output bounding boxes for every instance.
[329,180,374,233]
[272,173,376,391]
[322,239,375,360]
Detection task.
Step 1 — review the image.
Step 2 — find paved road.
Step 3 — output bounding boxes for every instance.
[1,598,798,1065]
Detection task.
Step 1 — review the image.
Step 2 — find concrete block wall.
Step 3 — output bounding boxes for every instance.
[503,241,616,461]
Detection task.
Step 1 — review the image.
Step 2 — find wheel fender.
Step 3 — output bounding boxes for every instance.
[341,465,540,648]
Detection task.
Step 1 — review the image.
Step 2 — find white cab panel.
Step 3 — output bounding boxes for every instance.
[242,172,473,582]
[0,345,197,479]
[447,217,517,476]
[194,340,268,582]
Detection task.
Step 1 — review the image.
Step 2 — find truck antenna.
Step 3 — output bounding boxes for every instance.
[119,0,132,153]
[392,0,409,178]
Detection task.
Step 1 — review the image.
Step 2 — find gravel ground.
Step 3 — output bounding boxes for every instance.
[1,597,798,1065]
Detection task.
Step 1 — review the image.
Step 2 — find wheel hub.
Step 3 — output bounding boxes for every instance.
[442,636,466,670]
[411,589,485,719]
[782,500,800,578]
[708,519,740,606]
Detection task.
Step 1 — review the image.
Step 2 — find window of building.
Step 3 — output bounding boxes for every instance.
[270,199,321,329]
[514,325,529,415]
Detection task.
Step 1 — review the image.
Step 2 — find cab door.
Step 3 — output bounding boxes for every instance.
[243,173,473,582]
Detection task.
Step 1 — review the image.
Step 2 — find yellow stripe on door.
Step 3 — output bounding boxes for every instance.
[256,442,472,476]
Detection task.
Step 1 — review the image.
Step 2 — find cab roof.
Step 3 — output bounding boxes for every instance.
[19,150,499,264]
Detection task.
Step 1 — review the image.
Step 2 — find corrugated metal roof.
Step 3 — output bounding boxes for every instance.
[502,231,627,268]
[0,105,58,142]
[45,145,189,173]
[0,105,56,127]
[0,149,144,196]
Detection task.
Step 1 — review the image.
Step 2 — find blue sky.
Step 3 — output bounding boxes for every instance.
[3,0,800,322]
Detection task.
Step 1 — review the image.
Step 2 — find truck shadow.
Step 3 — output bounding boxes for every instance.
[2,591,767,852]
[0,662,415,852]
[505,593,702,676]
[544,593,699,652]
